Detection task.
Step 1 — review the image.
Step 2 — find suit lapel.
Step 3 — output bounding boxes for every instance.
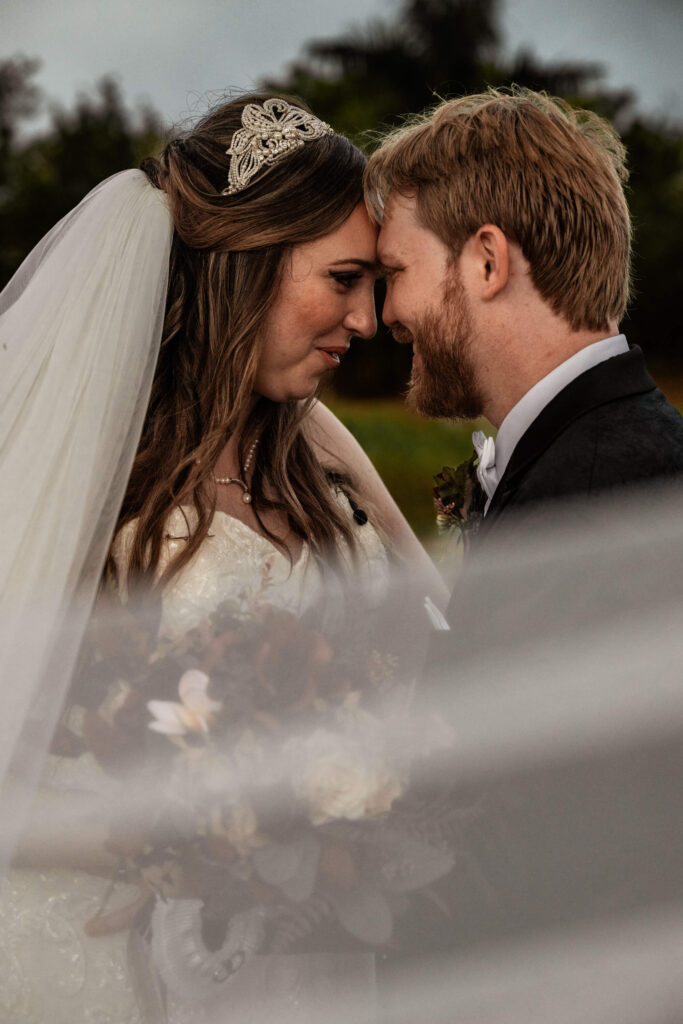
[486,346,656,519]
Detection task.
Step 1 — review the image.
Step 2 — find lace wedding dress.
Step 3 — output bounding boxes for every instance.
[0,496,388,1024]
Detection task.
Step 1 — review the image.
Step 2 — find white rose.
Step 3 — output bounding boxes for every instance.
[286,729,402,826]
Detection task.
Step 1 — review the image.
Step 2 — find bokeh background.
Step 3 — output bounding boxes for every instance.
[3,0,682,539]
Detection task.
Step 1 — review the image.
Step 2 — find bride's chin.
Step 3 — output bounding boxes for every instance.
[254,379,325,404]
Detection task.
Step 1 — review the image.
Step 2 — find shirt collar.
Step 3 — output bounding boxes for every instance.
[481,334,629,509]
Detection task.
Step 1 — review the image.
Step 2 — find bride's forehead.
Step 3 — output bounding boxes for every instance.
[291,205,378,263]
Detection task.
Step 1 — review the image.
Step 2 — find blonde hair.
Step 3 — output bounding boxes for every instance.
[365,87,631,331]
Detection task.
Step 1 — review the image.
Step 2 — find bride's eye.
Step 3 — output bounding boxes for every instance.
[329,271,362,289]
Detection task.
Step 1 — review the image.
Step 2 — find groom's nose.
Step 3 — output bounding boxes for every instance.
[381,288,397,328]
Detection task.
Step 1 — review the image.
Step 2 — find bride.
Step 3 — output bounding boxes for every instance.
[0,93,445,1022]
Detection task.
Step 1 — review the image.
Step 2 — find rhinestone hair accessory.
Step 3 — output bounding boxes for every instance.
[222,98,334,196]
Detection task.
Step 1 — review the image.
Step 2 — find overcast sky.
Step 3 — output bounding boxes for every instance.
[4,0,682,133]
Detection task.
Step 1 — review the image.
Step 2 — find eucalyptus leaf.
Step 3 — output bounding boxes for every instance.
[375,829,455,892]
[253,835,321,902]
[328,886,393,945]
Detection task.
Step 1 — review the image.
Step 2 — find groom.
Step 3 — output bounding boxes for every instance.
[364,91,683,956]
[364,89,683,565]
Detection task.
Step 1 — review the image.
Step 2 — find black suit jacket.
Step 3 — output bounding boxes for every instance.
[472,345,683,547]
[440,345,683,631]
[435,343,683,644]
[414,348,683,954]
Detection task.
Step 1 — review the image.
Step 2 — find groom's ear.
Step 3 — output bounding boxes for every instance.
[468,225,509,300]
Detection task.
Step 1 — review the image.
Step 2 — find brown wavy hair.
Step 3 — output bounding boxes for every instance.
[113,93,367,585]
[365,87,631,332]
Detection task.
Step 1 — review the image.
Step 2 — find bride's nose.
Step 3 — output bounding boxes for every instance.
[343,291,377,340]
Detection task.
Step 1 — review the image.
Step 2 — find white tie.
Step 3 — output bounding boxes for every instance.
[472,430,498,500]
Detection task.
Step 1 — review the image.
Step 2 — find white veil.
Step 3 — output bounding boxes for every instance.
[5,486,676,1024]
[0,169,681,1024]
[0,170,173,869]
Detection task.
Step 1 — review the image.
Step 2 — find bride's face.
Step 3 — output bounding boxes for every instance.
[254,203,378,402]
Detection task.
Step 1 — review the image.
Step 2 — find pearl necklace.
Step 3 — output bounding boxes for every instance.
[214,437,259,504]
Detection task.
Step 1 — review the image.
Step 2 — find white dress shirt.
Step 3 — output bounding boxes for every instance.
[478,334,630,513]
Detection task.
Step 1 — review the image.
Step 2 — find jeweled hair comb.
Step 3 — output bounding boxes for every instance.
[222,98,334,196]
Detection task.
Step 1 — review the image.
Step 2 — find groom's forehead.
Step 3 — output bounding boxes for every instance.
[378,192,443,261]
[379,194,420,249]
[381,191,419,229]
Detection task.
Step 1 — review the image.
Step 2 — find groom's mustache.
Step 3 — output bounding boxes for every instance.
[390,324,415,346]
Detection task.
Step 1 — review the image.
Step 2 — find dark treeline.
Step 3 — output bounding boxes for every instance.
[264,0,683,393]
[0,58,162,287]
[2,0,682,395]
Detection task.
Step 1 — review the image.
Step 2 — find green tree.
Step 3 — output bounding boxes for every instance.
[622,118,683,366]
[0,56,42,187]
[0,62,164,286]
[267,0,682,387]
[267,0,626,144]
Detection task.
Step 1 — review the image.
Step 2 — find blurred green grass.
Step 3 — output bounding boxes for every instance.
[324,394,487,540]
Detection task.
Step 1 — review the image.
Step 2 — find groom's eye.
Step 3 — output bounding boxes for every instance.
[379,265,400,281]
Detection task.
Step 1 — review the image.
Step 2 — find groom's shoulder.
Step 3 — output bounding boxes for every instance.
[521,384,683,499]
[560,383,683,470]
[599,384,683,458]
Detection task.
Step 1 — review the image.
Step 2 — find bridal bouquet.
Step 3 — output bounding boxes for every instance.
[65,564,458,994]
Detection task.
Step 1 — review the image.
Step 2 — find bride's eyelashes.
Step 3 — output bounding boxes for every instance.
[328,270,363,290]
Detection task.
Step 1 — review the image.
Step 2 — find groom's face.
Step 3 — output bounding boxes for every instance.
[377,192,483,419]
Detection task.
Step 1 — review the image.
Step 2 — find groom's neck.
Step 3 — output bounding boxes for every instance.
[477,308,619,429]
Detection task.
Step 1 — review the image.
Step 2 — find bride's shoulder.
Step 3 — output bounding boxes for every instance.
[303,399,365,475]
[303,400,449,607]
[109,508,191,597]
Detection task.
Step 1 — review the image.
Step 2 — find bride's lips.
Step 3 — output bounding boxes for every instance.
[316,345,349,369]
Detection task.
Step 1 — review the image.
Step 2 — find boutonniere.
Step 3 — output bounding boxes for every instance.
[433,452,486,544]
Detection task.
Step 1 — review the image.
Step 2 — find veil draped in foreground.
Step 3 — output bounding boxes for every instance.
[2,483,682,1024]
[0,171,681,1023]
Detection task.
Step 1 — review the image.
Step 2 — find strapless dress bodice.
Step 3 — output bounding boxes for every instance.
[114,495,389,639]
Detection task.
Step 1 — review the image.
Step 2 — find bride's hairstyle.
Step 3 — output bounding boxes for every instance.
[116,94,367,583]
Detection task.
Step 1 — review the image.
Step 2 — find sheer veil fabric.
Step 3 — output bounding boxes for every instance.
[0,168,681,1024]
[0,170,173,869]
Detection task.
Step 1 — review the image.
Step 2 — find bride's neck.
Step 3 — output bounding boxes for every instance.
[215,397,260,477]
